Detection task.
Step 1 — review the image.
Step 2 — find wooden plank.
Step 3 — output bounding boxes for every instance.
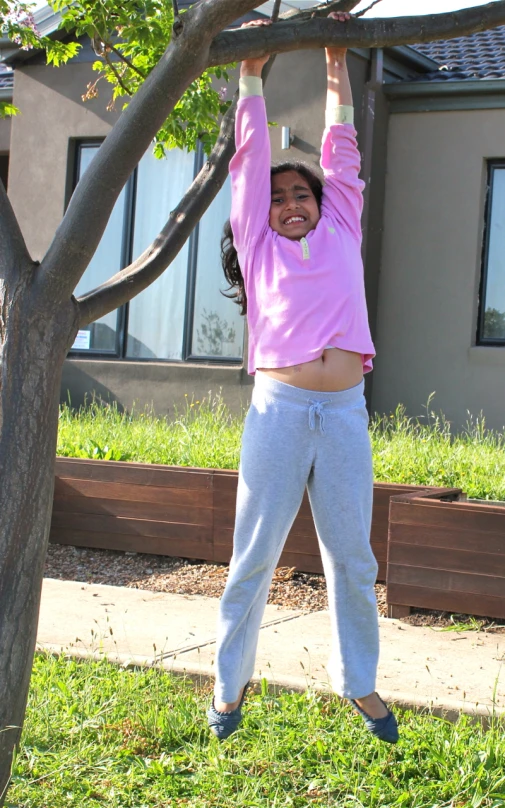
[54,478,213,508]
[50,528,215,561]
[370,505,389,539]
[388,543,505,577]
[51,512,212,542]
[212,472,238,492]
[386,583,505,620]
[212,508,317,534]
[373,484,424,508]
[389,522,505,556]
[390,500,505,533]
[388,604,411,618]
[53,496,214,527]
[213,489,239,511]
[214,530,384,560]
[277,551,323,574]
[55,458,212,489]
[387,563,505,599]
[370,542,387,563]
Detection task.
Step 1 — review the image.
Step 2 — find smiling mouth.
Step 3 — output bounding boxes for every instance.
[283,216,306,226]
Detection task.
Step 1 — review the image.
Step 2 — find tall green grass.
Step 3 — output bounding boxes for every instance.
[57,394,505,501]
[10,654,505,808]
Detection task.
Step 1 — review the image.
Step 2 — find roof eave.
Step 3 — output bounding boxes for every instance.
[385,77,505,98]
[386,44,440,74]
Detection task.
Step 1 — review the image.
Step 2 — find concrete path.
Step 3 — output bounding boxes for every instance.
[38,578,505,720]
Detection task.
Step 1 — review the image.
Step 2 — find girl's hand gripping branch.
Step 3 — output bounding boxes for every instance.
[240,19,272,78]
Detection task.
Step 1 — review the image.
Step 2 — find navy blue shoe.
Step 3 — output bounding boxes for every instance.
[207,683,250,740]
[350,694,399,744]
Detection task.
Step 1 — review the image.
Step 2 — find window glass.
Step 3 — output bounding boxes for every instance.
[482,167,505,341]
[126,147,195,360]
[191,176,245,359]
[72,144,126,352]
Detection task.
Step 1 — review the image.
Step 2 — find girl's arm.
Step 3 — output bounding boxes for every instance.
[320,14,365,239]
[229,23,272,253]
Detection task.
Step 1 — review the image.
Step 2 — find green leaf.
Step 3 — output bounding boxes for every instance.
[0,102,19,118]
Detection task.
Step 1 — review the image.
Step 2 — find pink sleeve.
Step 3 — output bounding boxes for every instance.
[229,95,271,251]
[320,124,365,240]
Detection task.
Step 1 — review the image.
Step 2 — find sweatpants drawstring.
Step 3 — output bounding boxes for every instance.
[308,400,330,434]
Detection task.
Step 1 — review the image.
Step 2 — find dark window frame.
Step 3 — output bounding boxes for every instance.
[69,140,243,365]
[477,159,505,346]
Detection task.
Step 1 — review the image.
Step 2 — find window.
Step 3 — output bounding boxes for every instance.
[478,162,505,344]
[71,141,245,363]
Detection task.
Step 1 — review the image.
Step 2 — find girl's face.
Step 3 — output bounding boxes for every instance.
[269,170,320,240]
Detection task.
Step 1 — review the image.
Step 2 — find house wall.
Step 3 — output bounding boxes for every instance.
[0,116,11,152]
[6,48,389,415]
[8,63,120,259]
[372,108,505,431]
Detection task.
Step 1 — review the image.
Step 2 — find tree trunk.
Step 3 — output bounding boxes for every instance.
[0,269,78,802]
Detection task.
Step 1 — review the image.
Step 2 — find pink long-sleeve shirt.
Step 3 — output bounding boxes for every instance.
[229,92,375,376]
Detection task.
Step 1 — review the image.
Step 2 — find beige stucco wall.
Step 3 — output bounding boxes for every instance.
[372,108,505,430]
[0,116,11,152]
[8,63,121,259]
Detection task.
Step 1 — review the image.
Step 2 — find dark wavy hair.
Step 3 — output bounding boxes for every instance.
[221,161,324,315]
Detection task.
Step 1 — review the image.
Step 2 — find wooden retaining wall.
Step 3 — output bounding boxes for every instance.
[387,488,505,620]
[51,458,436,582]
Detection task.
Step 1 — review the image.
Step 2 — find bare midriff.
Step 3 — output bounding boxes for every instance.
[257,347,363,392]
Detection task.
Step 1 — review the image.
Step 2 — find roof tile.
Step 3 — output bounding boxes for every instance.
[412,25,505,81]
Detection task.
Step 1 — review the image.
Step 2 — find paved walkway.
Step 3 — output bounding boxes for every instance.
[38,578,505,720]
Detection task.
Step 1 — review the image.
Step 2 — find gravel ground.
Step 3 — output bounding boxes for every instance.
[45,544,505,630]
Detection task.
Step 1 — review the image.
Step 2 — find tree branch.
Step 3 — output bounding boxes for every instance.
[38,0,260,303]
[77,95,238,326]
[281,0,363,20]
[271,0,282,23]
[208,1,505,66]
[0,178,32,279]
[355,0,384,19]
[104,52,133,96]
[107,41,146,79]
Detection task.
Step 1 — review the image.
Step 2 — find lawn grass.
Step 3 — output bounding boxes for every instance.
[9,654,505,808]
[57,394,505,501]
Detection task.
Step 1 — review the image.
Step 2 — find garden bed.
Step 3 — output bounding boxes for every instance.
[51,457,446,582]
[387,488,505,620]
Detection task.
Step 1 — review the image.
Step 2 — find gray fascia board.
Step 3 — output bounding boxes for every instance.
[385,78,505,112]
[33,4,63,37]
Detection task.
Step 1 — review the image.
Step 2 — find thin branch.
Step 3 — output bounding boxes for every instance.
[355,0,384,19]
[271,0,282,23]
[107,41,146,79]
[208,1,505,66]
[0,179,32,278]
[77,95,239,325]
[104,52,133,96]
[280,0,363,21]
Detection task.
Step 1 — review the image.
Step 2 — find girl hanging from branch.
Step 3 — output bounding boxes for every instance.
[208,12,398,745]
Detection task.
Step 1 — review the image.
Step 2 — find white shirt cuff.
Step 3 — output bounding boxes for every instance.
[239,76,263,98]
[325,105,354,127]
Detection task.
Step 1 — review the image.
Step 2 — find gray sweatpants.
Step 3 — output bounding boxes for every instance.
[214,372,379,702]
